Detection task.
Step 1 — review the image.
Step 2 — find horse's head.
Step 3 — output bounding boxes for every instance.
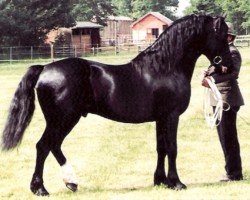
[201,15,232,67]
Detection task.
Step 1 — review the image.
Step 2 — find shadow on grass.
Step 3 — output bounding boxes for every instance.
[49,179,250,197]
[50,170,250,196]
[79,179,250,193]
[78,184,154,193]
[188,178,249,188]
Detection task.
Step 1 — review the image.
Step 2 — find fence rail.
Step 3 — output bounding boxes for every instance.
[0,45,75,62]
[0,43,154,63]
[235,35,250,47]
[1,36,249,63]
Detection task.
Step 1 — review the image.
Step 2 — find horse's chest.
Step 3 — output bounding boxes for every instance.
[153,76,191,115]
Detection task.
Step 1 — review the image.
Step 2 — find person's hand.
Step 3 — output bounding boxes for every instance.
[201,77,210,88]
[203,70,208,77]
[221,66,228,73]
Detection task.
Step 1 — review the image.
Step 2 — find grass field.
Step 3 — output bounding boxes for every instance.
[0,48,249,200]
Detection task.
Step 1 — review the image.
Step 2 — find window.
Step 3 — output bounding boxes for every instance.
[152,28,159,38]
[163,25,168,30]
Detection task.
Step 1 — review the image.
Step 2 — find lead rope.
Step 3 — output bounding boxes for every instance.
[203,78,230,128]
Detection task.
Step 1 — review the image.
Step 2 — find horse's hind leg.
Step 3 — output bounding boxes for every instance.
[30,86,82,195]
[30,126,53,196]
[30,114,80,196]
[52,147,78,192]
[50,119,80,192]
[154,115,186,189]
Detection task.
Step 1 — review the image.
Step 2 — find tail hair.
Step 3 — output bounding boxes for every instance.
[2,65,44,150]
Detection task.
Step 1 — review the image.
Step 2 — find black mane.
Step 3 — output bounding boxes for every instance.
[132,14,211,74]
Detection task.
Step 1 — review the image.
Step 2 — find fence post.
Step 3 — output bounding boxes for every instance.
[74,45,77,57]
[50,43,54,62]
[31,46,33,61]
[82,43,85,57]
[115,45,119,55]
[9,47,12,64]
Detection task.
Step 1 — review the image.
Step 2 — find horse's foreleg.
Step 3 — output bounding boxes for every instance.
[154,119,168,186]
[154,116,186,189]
[165,116,186,189]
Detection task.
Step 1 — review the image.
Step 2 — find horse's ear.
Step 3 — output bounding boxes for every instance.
[222,13,227,19]
[200,10,206,15]
[213,17,222,33]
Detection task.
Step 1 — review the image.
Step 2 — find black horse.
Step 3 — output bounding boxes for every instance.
[2,14,232,196]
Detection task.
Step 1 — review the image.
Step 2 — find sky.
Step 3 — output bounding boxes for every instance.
[176,0,191,16]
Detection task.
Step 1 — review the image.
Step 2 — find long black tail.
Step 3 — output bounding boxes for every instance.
[2,65,44,150]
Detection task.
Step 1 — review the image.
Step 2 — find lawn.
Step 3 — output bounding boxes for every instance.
[0,47,249,200]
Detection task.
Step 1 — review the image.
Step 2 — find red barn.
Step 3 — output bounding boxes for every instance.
[131,12,173,43]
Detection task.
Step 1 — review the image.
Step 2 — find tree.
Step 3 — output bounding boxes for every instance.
[222,0,250,34]
[71,0,117,26]
[184,0,223,16]
[184,0,250,34]
[0,0,75,46]
[112,0,133,17]
[111,0,178,20]
[132,0,178,19]
[239,0,250,30]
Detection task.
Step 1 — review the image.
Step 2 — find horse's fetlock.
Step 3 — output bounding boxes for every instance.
[30,176,49,196]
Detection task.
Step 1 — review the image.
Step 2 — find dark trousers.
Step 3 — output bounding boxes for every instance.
[214,106,242,179]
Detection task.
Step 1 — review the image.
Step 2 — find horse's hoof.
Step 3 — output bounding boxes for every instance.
[154,177,187,190]
[174,182,187,190]
[154,178,175,189]
[31,186,49,196]
[66,183,78,192]
[30,176,49,196]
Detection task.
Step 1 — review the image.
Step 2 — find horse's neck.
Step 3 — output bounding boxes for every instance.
[178,48,201,82]
[132,38,202,82]
[132,16,205,79]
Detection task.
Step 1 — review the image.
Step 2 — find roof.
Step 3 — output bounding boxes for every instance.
[108,16,133,21]
[131,12,173,28]
[72,21,103,29]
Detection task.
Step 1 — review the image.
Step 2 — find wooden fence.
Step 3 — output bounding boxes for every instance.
[0,43,153,63]
[235,35,250,47]
[0,35,249,63]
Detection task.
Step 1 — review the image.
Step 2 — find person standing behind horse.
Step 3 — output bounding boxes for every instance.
[202,22,244,181]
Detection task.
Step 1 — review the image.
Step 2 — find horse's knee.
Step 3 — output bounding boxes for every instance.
[157,141,177,156]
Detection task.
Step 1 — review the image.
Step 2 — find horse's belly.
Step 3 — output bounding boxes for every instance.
[91,94,155,123]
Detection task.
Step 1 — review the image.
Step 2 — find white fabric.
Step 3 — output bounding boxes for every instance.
[203,78,224,128]
[209,76,215,83]
[61,162,78,185]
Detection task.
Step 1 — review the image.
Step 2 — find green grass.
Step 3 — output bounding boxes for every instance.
[0,47,250,199]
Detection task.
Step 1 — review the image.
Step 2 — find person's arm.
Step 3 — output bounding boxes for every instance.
[211,49,241,83]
